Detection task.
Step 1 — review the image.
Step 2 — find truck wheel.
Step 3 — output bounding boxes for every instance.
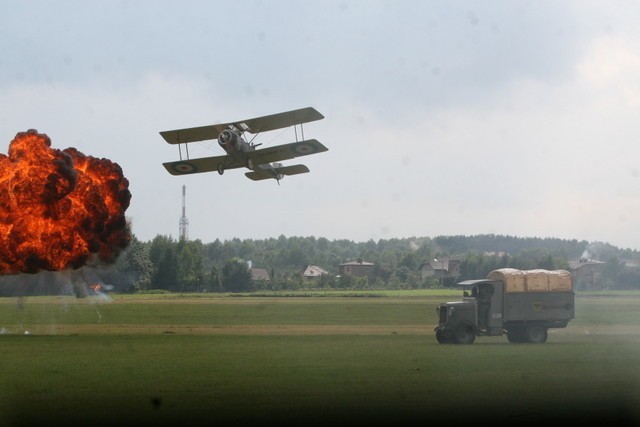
[526,326,548,344]
[453,325,475,345]
[435,328,451,344]
[506,328,526,343]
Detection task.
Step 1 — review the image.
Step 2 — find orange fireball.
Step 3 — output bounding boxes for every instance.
[0,129,131,274]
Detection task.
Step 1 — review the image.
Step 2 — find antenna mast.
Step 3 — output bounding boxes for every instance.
[179,185,189,241]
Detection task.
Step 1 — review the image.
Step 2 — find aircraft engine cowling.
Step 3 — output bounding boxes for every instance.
[218,129,237,148]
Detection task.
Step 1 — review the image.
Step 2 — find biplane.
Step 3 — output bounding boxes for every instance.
[160,107,327,183]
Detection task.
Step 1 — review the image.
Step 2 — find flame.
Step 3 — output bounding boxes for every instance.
[0,129,131,274]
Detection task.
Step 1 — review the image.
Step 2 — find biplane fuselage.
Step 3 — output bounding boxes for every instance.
[160,107,327,183]
[216,127,258,170]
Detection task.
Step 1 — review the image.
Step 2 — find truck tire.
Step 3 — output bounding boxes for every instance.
[526,326,548,344]
[506,327,526,343]
[453,325,475,345]
[435,328,451,344]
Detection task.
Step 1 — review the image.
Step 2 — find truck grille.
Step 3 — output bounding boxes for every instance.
[438,304,448,323]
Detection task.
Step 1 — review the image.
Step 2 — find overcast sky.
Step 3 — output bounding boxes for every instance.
[1,0,640,250]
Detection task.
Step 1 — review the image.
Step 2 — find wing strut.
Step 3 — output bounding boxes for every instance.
[178,143,190,161]
[248,131,261,146]
[293,123,305,142]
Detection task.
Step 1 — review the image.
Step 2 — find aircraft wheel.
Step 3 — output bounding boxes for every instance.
[217,163,224,175]
[246,158,254,170]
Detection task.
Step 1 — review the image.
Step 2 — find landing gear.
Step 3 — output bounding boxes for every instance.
[217,163,224,175]
[246,158,254,170]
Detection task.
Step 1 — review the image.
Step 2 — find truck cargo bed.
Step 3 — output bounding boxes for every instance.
[503,291,574,322]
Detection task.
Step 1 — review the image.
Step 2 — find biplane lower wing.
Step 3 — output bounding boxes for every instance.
[162,139,327,176]
[162,155,244,176]
[245,164,310,181]
[246,139,328,165]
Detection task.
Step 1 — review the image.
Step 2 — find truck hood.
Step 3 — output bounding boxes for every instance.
[442,301,474,307]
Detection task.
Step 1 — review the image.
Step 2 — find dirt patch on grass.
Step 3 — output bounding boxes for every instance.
[5,324,431,336]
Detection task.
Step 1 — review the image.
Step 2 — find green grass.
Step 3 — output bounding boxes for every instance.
[1,293,640,426]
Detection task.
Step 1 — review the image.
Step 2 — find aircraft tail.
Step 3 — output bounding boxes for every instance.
[278,164,310,176]
[245,164,310,181]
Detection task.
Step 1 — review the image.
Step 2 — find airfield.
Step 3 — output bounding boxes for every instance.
[1,291,639,426]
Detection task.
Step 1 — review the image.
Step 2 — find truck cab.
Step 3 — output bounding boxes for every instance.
[435,280,503,344]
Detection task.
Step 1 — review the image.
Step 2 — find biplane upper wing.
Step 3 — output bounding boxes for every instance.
[159,107,324,145]
[240,107,324,134]
[159,123,230,145]
[246,139,328,165]
[162,154,244,176]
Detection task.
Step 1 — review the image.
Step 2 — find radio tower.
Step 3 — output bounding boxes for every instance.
[179,185,189,241]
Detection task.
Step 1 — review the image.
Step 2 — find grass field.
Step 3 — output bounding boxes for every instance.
[1,291,640,426]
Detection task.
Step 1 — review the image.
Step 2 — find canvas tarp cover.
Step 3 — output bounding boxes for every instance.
[487,268,573,293]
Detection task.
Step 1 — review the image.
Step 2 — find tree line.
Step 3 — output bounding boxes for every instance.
[1,234,638,295]
[98,234,640,292]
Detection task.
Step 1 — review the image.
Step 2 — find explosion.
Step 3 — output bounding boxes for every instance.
[0,129,131,274]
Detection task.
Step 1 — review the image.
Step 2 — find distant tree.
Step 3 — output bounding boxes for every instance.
[149,235,178,290]
[221,258,252,292]
[398,252,418,271]
[141,234,638,292]
[617,268,640,290]
[149,235,174,265]
[207,265,224,292]
[338,274,354,289]
[355,276,369,289]
[317,273,336,289]
[176,239,204,292]
[123,237,153,292]
[601,257,624,289]
[392,266,412,283]
[277,272,303,290]
[155,249,178,290]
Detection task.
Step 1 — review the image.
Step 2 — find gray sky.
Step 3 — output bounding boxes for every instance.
[1,0,640,250]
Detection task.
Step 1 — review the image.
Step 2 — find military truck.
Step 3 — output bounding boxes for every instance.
[434,268,574,344]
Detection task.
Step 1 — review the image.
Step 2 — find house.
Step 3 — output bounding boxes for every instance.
[568,259,604,289]
[302,265,329,281]
[250,268,271,282]
[420,258,461,281]
[339,259,374,281]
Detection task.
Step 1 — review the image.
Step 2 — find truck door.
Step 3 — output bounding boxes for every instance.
[477,282,503,330]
